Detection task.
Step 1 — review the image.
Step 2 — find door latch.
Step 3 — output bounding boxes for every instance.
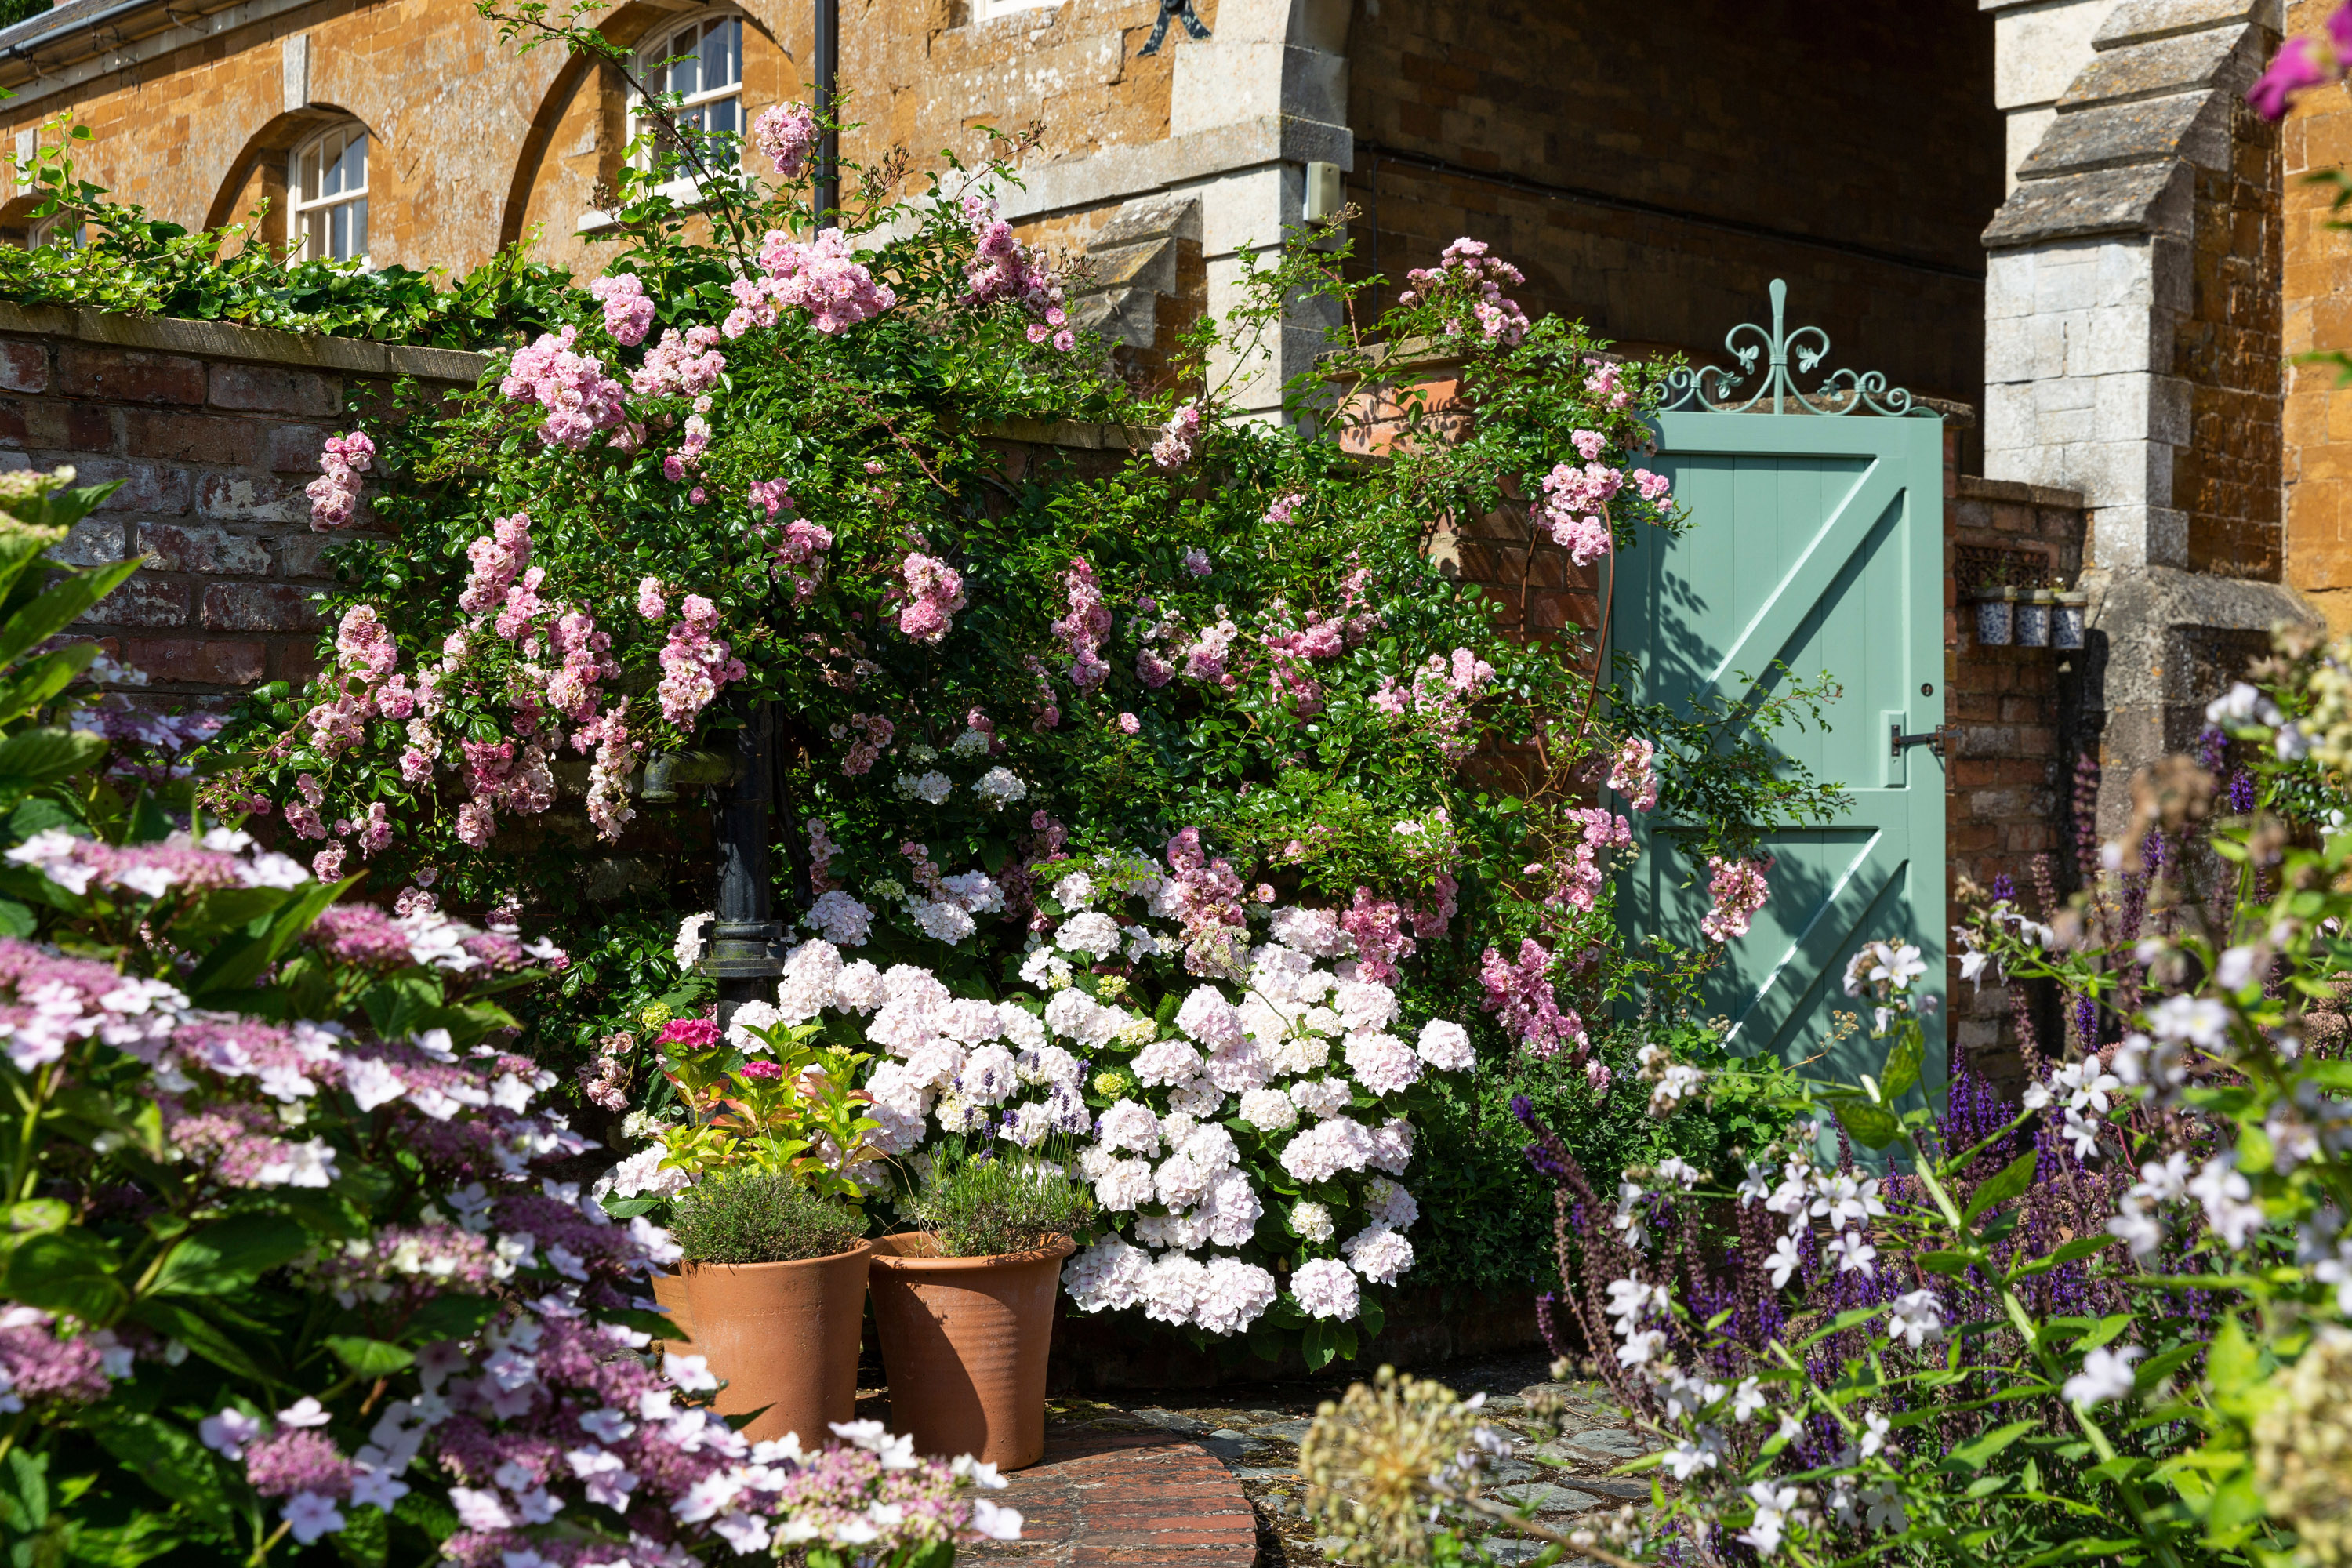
[1889,722,1951,760]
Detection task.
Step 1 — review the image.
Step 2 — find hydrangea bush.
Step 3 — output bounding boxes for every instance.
[194,14,1846,1367]
[0,473,1014,1563]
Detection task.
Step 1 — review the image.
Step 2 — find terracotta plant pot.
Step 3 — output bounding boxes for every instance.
[868,1231,1076,1470]
[649,1270,695,1354]
[677,1240,873,1446]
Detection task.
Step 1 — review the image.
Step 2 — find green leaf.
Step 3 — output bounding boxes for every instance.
[0,557,140,669]
[0,900,33,938]
[1962,1151,2040,1225]
[0,644,96,728]
[326,1335,416,1377]
[0,726,107,788]
[1302,1319,1338,1372]
[149,1211,308,1296]
[1947,1420,2042,1476]
[2012,1235,2115,1277]
[1834,1098,1898,1150]
[186,873,349,1002]
[90,1411,234,1534]
[121,1298,272,1382]
[1880,1028,1923,1102]
[408,1292,500,1342]
[2,1229,124,1321]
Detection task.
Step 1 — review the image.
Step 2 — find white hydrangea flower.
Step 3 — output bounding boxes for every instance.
[1238,1087,1299,1131]
[1291,1257,1360,1319]
[1019,948,1073,991]
[1342,1223,1415,1285]
[801,891,873,947]
[912,900,978,945]
[894,771,953,804]
[1292,1200,1336,1243]
[1415,1018,1475,1072]
[1343,1032,1422,1095]
[673,912,713,967]
[1055,912,1124,960]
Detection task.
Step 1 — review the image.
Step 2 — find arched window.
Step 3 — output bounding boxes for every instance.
[27,209,85,250]
[289,122,368,263]
[633,13,742,166]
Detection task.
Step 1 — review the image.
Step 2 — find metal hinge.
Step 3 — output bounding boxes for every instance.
[1138,0,1210,56]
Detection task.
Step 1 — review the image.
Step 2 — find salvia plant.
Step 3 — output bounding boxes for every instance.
[0,467,1017,1564]
[171,7,1846,1367]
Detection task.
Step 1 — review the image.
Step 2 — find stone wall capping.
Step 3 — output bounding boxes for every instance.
[2092,0,2278,51]
[973,416,1154,452]
[2016,95,2210,181]
[1982,162,2186,247]
[2057,24,2256,110]
[1956,474,2087,509]
[0,303,488,385]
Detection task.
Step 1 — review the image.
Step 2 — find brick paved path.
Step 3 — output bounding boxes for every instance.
[961,1425,1261,1567]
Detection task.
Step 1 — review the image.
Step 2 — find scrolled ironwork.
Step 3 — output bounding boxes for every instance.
[1659,278,1931,417]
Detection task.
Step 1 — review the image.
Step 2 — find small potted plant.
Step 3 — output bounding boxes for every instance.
[611,1010,887,1445]
[869,1147,1097,1469]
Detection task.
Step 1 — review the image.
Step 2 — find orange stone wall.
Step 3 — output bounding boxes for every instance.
[2284,0,2352,629]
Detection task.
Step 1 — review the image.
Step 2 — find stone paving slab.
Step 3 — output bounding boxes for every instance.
[960,1425,1261,1567]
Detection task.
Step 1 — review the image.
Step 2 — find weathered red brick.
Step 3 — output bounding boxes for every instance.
[208,363,340,418]
[200,581,320,633]
[71,457,191,514]
[123,409,263,466]
[120,637,266,686]
[89,577,191,629]
[51,519,127,567]
[267,423,330,474]
[0,341,47,395]
[137,523,272,575]
[57,346,205,405]
[197,470,307,524]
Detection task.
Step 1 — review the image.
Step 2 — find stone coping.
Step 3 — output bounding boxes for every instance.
[0,302,489,384]
[1955,474,2087,510]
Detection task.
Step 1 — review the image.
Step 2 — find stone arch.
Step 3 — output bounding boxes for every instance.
[205,105,383,253]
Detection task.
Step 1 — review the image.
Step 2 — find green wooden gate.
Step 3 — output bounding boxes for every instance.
[1613,281,1947,1094]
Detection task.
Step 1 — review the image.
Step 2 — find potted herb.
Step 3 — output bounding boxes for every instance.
[611,1011,887,1445]
[869,1149,1098,1468]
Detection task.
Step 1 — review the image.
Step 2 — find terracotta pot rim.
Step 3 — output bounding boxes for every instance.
[869,1231,1076,1270]
[675,1238,874,1275]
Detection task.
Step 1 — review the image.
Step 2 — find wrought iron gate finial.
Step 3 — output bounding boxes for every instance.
[1660,278,1929,417]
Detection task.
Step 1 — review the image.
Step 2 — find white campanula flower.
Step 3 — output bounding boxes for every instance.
[2062,1345,2143,1407]
[1888,1289,1945,1348]
[1739,1481,1798,1557]
[2147,993,2231,1051]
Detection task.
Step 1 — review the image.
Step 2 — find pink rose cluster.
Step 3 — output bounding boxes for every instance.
[656,594,746,728]
[1606,734,1660,812]
[1542,807,1633,915]
[731,227,897,338]
[499,326,629,450]
[1479,937,1587,1058]
[1400,237,1530,347]
[1164,827,1250,978]
[630,325,725,401]
[306,430,374,532]
[753,99,820,177]
[1051,557,1112,690]
[587,271,655,347]
[1152,402,1203,470]
[1699,854,1773,943]
[960,194,1073,351]
[895,552,967,644]
[1537,457,1624,566]
[1371,648,1496,760]
[2250,5,2352,118]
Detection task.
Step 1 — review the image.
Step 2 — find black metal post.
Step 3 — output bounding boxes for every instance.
[701,696,787,1031]
[814,0,838,225]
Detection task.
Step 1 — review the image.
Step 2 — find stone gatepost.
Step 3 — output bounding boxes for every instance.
[1980,0,2314,831]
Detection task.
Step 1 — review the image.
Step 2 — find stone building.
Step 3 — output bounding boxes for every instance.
[9,0,2352,1076]
[0,0,2004,413]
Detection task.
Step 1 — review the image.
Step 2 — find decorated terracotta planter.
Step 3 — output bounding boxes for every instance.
[677,1241,873,1446]
[650,1269,696,1354]
[868,1232,1076,1470]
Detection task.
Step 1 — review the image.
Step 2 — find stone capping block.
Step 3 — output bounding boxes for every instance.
[975,416,1154,451]
[1955,474,2086,510]
[1981,161,2183,247]
[2019,95,2209,181]
[2057,24,2252,109]
[2092,0,2275,51]
[0,303,489,386]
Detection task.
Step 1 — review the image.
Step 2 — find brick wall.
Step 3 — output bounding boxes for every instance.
[1339,0,2005,411]
[2285,0,2352,629]
[1942,472,2090,1089]
[2183,89,2286,579]
[0,303,481,699]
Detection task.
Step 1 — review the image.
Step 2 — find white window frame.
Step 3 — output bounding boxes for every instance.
[26,209,84,250]
[630,12,745,201]
[288,121,370,265]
